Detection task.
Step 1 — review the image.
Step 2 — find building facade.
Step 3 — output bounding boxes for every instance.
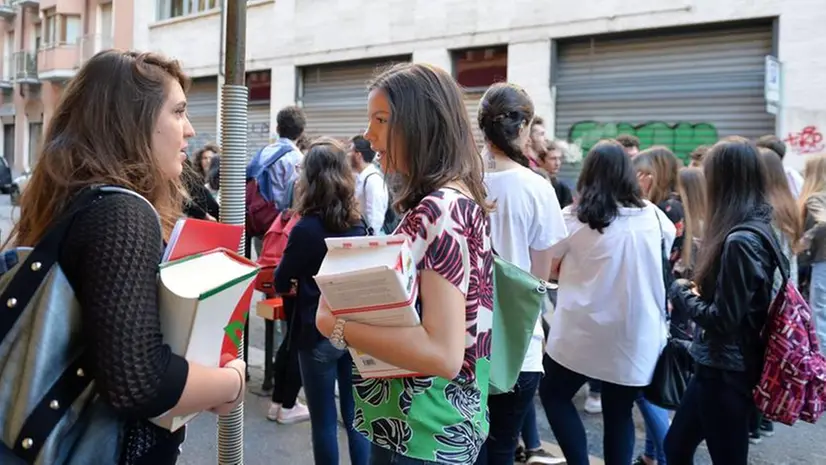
[0,0,132,174]
[134,0,824,172]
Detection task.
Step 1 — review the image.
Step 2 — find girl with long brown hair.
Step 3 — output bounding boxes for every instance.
[316,63,494,465]
[630,147,684,465]
[9,50,246,465]
[675,167,706,280]
[275,137,369,465]
[799,153,826,353]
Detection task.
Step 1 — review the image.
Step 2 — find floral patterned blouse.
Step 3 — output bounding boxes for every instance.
[352,188,494,464]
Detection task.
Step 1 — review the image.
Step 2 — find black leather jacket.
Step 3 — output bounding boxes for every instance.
[669,223,779,378]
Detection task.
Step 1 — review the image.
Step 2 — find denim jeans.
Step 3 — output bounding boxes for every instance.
[370,443,439,465]
[476,371,542,465]
[298,339,370,465]
[664,367,752,465]
[520,401,542,450]
[636,396,669,464]
[811,261,826,355]
[539,356,638,465]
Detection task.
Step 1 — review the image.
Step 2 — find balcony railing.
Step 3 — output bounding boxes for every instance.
[13,51,37,83]
[13,0,39,8]
[38,43,79,80]
[0,1,16,20]
[78,34,113,67]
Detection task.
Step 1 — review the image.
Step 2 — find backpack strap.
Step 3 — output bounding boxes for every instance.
[729,222,790,284]
[360,215,375,236]
[1,185,157,464]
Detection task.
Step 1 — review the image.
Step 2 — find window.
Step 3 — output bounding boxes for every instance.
[61,15,81,45]
[33,23,41,51]
[28,122,42,168]
[157,0,219,21]
[41,11,80,46]
[43,9,56,46]
[454,46,508,89]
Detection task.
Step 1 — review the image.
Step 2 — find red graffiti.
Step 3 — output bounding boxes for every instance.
[784,126,825,155]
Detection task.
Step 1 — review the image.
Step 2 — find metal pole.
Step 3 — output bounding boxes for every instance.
[218,0,247,464]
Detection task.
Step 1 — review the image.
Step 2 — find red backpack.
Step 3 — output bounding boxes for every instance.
[254,209,301,295]
[740,225,826,425]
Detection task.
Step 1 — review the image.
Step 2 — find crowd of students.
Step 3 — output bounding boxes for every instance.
[6,47,824,465]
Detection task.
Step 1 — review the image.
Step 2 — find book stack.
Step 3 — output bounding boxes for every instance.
[314,235,420,379]
[151,218,258,431]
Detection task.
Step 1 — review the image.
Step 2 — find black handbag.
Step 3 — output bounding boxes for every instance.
[643,210,694,410]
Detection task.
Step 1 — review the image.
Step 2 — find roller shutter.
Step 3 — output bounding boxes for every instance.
[247,102,271,158]
[555,22,775,182]
[463,90,485,151]
[299,57,410,141]
[186,77,219,157]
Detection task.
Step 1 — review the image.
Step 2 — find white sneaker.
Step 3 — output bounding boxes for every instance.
[266,402,281,421]
[277,400,310,424]
[584,395,602,414]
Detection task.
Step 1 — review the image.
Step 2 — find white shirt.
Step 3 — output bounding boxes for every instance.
[485,167,567,373]
[785,166,804,199]
[354,164,389,234]
[545,202,675,386]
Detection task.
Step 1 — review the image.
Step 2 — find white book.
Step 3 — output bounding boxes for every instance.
[314,235,420,378]
[151,248,259,431]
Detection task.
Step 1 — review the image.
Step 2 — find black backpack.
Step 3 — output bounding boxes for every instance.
[363,172,401,235]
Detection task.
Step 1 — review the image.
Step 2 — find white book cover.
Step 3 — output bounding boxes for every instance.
[314,235,421,378]
[151,248,259,431]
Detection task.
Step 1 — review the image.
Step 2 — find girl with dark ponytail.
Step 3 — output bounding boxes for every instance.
[478,83,535,169]
[477,82,568,464]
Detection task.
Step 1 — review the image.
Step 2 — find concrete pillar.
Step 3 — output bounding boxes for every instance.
[270,64,297,139]
[413,48,453,74]
[507,40,553,136]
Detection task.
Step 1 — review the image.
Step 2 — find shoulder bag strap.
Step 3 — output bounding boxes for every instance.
[3,185,156,464]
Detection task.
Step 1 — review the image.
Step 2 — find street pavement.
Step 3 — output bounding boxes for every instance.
[0,196,823,465]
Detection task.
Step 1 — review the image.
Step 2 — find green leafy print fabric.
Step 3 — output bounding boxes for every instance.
[352,189,494,464]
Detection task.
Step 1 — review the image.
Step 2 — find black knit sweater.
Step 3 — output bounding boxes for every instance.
[58,193,188,465]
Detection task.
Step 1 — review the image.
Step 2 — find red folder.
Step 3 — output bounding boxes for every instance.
[163,218,244,262]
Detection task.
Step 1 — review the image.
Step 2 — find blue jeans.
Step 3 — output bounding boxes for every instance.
[298,339,370,465]
[476,372,542,465]
[811,261,826,355]
[520,402,542,450]
[636,396,669,464]
[370,443,439,465]
[539,356,638,465]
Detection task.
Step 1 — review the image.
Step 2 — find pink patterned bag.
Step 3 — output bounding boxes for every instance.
[737,221,826,425]
[753,280,826,425]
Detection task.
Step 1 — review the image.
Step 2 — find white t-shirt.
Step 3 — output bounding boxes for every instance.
[484,166,567,373]
[785,166,804,199]
[355,164,389,234]
[545,202,676,386]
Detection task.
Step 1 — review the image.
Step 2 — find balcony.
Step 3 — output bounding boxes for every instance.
[12,51,37,84]
[0,1,15,20]
[78,34,113,67]
[14,0,38,8]
[38,43,78,81]
[0,56,12,88]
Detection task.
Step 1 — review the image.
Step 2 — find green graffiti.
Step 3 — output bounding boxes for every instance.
[568,121,719,164]
[223,311,249,349]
